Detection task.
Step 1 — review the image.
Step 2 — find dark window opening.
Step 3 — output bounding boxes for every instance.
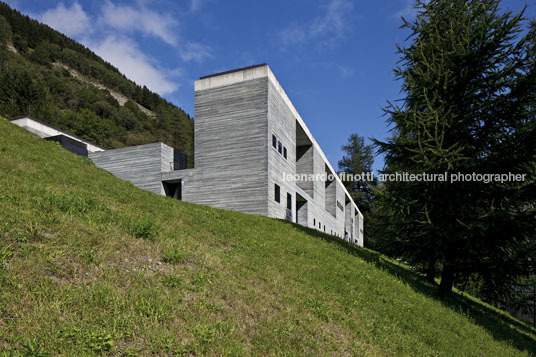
[283,147,287,159]
[163,181,181,200]
[286,193,292,210]
[313,218,316,226]
[173,150,188,170]
[324,225,326,232]
[278,141,282,154]
[274,184,280,203]
[319,221,321,229]
[272,134,277,148]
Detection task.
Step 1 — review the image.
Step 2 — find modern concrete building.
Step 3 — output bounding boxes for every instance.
[11,64,364,246]
[9,116,105,155]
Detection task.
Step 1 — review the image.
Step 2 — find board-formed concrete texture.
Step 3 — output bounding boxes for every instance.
[182,76,270,216]
[9,64,364,246]
[88,142,173,195]
[187,64,364,245]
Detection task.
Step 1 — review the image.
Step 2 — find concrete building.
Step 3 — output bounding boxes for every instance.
[9,116,105,155]
[11,64,364,246]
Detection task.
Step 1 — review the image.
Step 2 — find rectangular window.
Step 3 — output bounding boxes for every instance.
[286,193,292,210]
[283,147,287,159]
[313,218,316,226]
[278,141,282,154]
[272,134,277,148]
[319,221,321,229]
[274,184,280,203]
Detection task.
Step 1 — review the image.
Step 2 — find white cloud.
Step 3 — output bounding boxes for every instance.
[40,1,90,37]
[279,23,307,47]
[179,41,212,62]
[338,65,354,79]
[279,0,354,49]
[87,36,179,95]
[97,1,212,62]
[34,1,213,95]
[99,1,178,46]
[311,0,354,39]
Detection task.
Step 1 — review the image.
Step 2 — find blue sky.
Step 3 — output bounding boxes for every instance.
[5,0,535,171]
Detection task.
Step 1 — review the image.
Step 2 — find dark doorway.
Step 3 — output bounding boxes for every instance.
[163,181,181,200]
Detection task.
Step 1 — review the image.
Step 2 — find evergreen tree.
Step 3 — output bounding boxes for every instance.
[0,15,10,46]
[375,0,536,296]
[338,133,374,205]
[338,133,377,247]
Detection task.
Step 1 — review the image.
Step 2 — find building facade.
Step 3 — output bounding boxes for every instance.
[11,64,364,246]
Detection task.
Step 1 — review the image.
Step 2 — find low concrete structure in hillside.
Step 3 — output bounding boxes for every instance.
[10,116,105,155]
[11,64,364,246]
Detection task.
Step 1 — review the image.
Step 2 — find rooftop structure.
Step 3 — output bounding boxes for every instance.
[9,116,105,154]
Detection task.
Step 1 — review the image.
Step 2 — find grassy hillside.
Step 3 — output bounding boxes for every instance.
[1,118,535,356]
[0,2,194,166]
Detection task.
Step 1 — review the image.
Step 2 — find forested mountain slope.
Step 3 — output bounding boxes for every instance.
[0,2,193,166]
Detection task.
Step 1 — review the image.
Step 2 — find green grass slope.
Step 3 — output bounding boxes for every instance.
[1,118,535,356]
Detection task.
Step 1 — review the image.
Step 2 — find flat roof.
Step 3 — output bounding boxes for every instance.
[9,115,105,151]
[199,63,267,80]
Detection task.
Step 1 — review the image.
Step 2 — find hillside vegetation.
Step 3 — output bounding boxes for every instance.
[1,121,536,355]
[0,2,194,166]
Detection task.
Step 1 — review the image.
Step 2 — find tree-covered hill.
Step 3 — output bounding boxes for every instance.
[0,2,193,166]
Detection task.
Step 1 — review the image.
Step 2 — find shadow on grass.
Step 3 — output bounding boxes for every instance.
[286,221,536,354]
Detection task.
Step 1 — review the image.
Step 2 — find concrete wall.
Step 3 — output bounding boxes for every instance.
[325,177,337,218]
[312,147,326,211]
[89,142,167,194]
[264,74,354,241]
[345,199,354,242]
[357,211,364,246]
[181,77,269,216]
[296,145,314,196]
[267,80,297,221]
[161,144,174,172]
